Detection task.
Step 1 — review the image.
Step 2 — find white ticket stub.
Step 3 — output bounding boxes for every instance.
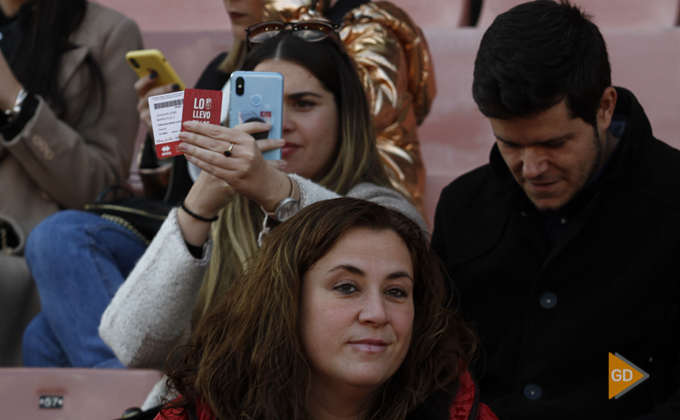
[148,91,185,158]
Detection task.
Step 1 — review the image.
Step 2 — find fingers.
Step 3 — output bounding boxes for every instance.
[134,71,182,96]
[232,121,273,135]
[256,138,285,152]
[179,126,250,155]
[180,120,283,148]
[267,159,288,171]
[133,72,159,98]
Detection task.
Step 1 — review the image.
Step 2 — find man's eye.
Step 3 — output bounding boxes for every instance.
[498,141,518,149]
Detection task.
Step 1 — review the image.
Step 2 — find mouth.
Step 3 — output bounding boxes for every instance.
[526,179,559,193]
[281,142,300,157]
[348,339,389,354]
[229,12,246,20]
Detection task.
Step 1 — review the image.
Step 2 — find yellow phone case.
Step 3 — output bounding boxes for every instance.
[125,49,186,90]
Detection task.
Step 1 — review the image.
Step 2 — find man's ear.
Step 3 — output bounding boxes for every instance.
[597,86,617,133]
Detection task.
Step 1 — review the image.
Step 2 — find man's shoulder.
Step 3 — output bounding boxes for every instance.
[438,164,501,212]
[625,137,680,210]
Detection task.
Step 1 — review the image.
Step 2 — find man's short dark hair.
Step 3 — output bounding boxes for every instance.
[472,0,611,128]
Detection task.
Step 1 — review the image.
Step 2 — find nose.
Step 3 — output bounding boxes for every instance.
[358,290,389,327]
[282,106,294,135]
[522,147,549,180]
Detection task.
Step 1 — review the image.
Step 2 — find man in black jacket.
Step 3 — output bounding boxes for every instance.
[431,1,680,419]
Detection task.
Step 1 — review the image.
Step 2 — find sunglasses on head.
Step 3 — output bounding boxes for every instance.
[245,20,341,51]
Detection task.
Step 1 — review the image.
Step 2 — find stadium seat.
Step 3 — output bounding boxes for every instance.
[605,28,680,150]
[418,28,492,227]
[398,0,472,27]
[93,0,231,33]
[477,0,680,29]
[0,368,163,420]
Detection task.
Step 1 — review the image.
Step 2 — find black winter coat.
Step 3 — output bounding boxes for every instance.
[432,87,680,419]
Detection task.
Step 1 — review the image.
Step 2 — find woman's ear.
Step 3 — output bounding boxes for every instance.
[597,86,617,134]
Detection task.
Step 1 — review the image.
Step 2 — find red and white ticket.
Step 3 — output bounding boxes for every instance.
[148,88,223,159]
[180,88,223,133]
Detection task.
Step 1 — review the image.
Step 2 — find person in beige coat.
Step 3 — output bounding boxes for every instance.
[0,0,142,366]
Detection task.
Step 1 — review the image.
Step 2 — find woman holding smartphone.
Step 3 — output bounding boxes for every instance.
[22,0,432,373]
[101,30,425,410]
[134,0,432,214]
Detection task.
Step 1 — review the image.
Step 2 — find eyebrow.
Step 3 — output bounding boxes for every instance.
[495,132,573,147]
[287,92,323,100]
[328,265,414,282]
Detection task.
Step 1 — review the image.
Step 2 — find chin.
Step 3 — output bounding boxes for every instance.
[341,369,396,389]
[527,189,575,211]
[230,26,247,40]
[531,197,570,211]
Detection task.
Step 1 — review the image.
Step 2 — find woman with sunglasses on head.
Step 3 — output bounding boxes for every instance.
[22,0,432,373]
[99,30,425,410]
[155,198,496,420]
[133,0,432,215]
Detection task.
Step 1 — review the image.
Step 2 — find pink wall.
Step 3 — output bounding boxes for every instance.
[93,0,232,32]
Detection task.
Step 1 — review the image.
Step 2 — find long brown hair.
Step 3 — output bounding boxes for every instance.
[167,197,476,420]
[193,33,391,323]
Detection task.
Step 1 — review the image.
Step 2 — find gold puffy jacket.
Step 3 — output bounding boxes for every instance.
[265,0,435,217]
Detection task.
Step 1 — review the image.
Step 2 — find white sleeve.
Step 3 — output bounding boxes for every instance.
[99,208,212,369]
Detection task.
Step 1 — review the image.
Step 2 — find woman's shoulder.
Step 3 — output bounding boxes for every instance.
[71,2,142,48]
[82,2,140,33]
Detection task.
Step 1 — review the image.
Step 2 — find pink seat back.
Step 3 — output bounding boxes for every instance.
[397,0,472,27]
[418,28,493,227]
[477,0,680,29]
[0,368,163,420]
[606,28,680,150]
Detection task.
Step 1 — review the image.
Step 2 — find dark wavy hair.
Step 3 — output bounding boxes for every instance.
[166,197,476,420]
[8,0,105,120]
[472,0,611,128]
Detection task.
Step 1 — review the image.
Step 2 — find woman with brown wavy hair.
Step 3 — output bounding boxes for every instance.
[158,197,497,420]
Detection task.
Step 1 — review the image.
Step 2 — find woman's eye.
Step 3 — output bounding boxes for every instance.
[334,283,357,294]
[385,287,408,298]
[294,100,315,110]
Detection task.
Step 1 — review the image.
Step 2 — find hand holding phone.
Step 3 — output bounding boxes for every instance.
[126,49,185,90]
[228,71,283,161]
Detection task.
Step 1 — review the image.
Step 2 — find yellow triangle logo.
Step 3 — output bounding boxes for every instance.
[609,352,649,399]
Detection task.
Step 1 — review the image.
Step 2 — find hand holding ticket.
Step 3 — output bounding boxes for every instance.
[149,88,223,158]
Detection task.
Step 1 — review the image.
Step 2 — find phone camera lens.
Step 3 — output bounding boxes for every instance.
[129,58,140,68]
[236,77,245,96]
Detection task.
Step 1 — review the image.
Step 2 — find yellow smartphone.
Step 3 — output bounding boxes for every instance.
[125,49,186,90]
